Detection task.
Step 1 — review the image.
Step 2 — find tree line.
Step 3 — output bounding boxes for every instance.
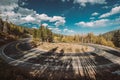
[53,33,115,47]
[0,17,120,48]
[0,17,53,42]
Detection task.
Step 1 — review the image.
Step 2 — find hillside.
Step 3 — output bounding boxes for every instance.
[0,18,54,46]
[0,17,120,48]
[102,29,120,41]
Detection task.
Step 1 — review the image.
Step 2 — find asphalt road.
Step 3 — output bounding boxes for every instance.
[0,38,120,80]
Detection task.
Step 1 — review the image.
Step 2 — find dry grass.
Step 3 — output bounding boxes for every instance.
[66,48,72,52]
[37,42,94,54]
[75,48,80,53]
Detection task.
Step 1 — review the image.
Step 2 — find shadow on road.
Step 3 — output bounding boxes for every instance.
[2,42,120,80]
[103,49,120,57]
[90,52,113,65]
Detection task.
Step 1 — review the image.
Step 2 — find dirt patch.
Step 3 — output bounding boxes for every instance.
[37,42,94,54]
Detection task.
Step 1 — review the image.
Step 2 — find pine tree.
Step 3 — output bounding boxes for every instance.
[113,30,120,47]
[33,29,38,38]
[0,18,3,31]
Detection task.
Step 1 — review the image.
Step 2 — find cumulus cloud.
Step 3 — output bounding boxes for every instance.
[73,0,106,7]
[49,27,62,33]
[0,0,66,27]
[36,14,51,21]
[42,23,48,27]
[20,14,66,27]
[49,27,75,34]
[50,16,64,22]
[35,15,66,27]
[61,0,106,7]
[21,15,35,22]
[32,26,38,29]
[61,0,65,2]
[0,0,18,13]
[100,6,120,18]
[76,17,120,28]
[19,0,28,6]
[112,17,120,25]
[0,0,18,6]
[75,19,110,28]
[91,12,99,16]
[17,7,37,16]
[50,16,66,27]
[63,28,74,33]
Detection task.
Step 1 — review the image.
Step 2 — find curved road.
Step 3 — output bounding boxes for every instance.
[0,38,120,80]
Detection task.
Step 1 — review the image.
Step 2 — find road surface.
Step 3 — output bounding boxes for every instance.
[0,38,120,80]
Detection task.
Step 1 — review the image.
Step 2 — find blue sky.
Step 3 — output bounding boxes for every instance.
[0,0,120,35]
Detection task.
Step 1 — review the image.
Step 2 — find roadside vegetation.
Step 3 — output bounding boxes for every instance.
[0,17,120,48]
[0,16,120,80]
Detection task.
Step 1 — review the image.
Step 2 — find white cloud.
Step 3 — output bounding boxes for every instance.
[21,15,35,22]
[19,1,28,6]
[62,0,65,2]
[112,17,120,25]
[19,14,66,27]
[49,27,62,33]
[0,0,66,27]
[100,6,120,18]
[54,20,66,27]
[0,0,18,6]
[17,7,37,16]
[61,0,106,7]
[0,0,18,13]
[32,26,38,29]
[92,12,99,16]
[63,28,75,33]
[73,0,106,7]
[50,16,64,22]
[75,19,109,28]
[76,17,120,28]
[36,14,51,21]
[49,27,75,34]
[42,23,48,27]
[50,16,66,27]
[35,15,66,27]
